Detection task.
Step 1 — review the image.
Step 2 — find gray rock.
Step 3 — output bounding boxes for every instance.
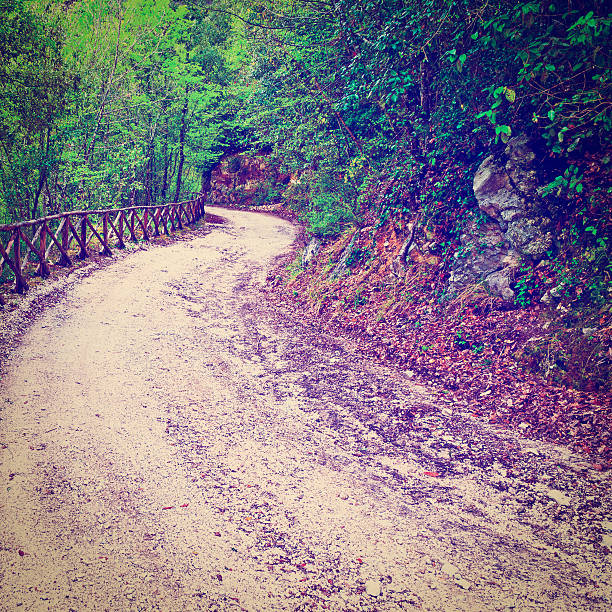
[332,230,359,278]
[473,155,526,221]
[365,579,382,597]
[301,237,321,268]
[450,135,552,300]
[506,219,552,257]
[500,208,525,223]
[441,561,460,577]
[550,284,564,298]
[540,290,554,304]
[484,269,515,301]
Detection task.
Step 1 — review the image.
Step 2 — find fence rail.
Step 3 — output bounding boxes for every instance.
[0,195,206,295]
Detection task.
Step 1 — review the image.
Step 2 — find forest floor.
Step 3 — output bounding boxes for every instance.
[0,207,611,611]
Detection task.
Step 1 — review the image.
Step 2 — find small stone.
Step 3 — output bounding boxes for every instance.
[582,328,597,336]
[601,520,612,531]
[365,579,382,597]
[549,285,564,298]
[441,562,460,577]
[441,407,452,417]
[547,489,570,506]
[125,588,136,601]
[455,577,471,590]
[602,534,612,548]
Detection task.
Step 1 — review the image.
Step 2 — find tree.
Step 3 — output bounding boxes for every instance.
[0,0,71,220]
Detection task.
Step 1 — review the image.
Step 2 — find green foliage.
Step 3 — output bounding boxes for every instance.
[300,192,354,237]
[296,172,359,237]
[0,0,245,222]
[345,247,371,269]
[2,0,609,349]
[0,0,71,220]
[513,264,539,307]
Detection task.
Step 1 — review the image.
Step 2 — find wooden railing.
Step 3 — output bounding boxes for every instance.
[0,195,206,294]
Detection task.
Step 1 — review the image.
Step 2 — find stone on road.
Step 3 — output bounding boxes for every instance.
[0,207,610,610]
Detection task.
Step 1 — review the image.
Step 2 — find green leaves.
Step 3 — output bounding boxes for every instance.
[495,124,512,143]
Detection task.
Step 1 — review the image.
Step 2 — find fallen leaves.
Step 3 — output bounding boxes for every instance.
[162,503,190,510]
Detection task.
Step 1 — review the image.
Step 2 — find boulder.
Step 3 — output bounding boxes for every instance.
[473,154,527,226]
[505,218,552,258]
[332,231,359,278]
[302,237,322,268]
[449,135,551,300]
[484,269,515,302]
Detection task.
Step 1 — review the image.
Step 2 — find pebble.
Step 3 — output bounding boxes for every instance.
[602,534,612,548]
[365,579,382,597]
[124,588,136,601]
[547,489,570,506]
[441,407,452,417]
[441,562,459,577]
[455,577,471,590]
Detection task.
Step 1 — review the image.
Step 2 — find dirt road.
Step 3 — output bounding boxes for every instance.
[0,207,610,611]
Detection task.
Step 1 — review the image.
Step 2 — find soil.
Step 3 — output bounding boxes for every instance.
[0,207,610,611]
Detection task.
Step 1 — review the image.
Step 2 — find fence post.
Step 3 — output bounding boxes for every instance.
[142,209,149,241]
[101,214,112,256]
[38,222,50,277]
[168,206,174,232]
[129,211,137,241]
[79,216,88,259]
[60,217,71,266]
[153,208,160,237]
[177,204,183,230]
[14,229,28,294]
[117,212,125,247]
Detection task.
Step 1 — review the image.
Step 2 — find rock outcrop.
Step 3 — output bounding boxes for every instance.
[449,136,552,301]
[302,237,321,268]
[203,152,289,207]
[332,230,360,278]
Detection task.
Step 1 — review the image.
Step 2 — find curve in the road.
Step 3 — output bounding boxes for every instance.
[1,207,610,611]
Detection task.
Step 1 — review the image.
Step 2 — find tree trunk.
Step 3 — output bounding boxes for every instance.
[85,5,123,167]
[174,92,189,202]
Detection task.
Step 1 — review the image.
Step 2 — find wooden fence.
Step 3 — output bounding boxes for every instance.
[0,195,206,294]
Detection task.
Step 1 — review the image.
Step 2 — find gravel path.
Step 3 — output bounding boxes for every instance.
[0,207,610,611]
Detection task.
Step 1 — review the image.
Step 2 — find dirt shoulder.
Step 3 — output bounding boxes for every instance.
[260,214,612,468]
